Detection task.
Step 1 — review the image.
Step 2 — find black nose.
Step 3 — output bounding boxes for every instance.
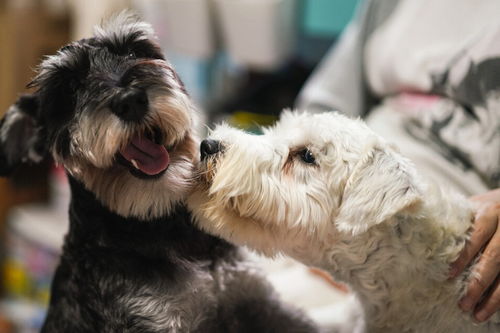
[200,139,221,160]
[111,88,148,122]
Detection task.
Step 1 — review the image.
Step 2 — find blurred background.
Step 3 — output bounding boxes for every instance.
[0,0,362,331]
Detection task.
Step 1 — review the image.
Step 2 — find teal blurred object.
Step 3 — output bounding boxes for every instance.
[303,0,362,37]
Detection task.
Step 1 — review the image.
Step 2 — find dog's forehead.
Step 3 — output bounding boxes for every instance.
[267,113,343,145]
[269,112,375,148]
[93,12,155,44]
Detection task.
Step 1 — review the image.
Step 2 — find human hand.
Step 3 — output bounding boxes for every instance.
[449,188,500,322]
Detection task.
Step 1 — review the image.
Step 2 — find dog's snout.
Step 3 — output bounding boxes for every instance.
[200,139,221,160]
[111,88,148,122]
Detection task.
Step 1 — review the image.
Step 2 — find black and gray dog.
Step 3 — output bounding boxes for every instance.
[0,13,316,332]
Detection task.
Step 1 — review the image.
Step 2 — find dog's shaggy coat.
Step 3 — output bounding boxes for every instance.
[189,111,500,333]
[0,15,316,332]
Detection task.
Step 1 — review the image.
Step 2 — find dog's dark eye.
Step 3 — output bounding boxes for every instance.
[299,149,315,164]
[128,51,136,59]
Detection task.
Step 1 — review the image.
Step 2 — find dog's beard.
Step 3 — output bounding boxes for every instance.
[58,90,199,220]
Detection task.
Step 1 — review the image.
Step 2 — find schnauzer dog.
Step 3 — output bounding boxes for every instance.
[0,15,317,332]
[189,111,500,333]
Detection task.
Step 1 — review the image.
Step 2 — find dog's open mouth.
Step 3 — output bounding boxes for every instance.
[118,128,170,179]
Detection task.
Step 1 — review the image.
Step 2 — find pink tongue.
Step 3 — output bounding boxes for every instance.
[120,136,170,175]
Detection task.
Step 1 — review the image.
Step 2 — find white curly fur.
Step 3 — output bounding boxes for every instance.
[189,110,500,332]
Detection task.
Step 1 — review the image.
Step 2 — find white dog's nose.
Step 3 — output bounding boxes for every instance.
[200,139,221,160]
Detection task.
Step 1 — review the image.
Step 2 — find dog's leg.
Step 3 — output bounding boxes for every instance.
[223,298,318,333]
[213,268,318,333]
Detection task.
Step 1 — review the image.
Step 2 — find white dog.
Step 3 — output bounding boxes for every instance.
[188,111,500,333]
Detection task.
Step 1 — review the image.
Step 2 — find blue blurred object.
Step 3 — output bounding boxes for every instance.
[167,52,213,105]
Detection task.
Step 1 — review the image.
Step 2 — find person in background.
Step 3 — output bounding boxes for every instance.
[298,0,500,323]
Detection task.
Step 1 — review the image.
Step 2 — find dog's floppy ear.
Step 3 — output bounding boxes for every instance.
[0,94,46,176]
[336,145,422,235]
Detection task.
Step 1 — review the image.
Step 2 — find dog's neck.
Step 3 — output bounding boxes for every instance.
[299,185,474,331]
[65,175,235,261]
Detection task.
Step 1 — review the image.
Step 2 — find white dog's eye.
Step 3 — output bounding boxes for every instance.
[299,149,316,164]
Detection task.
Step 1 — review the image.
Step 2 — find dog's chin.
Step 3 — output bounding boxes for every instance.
[195,162,271,235]
[188,189,288,257]
[198,155,221,186]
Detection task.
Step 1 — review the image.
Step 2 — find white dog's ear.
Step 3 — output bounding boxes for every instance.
[336,145,422,235]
